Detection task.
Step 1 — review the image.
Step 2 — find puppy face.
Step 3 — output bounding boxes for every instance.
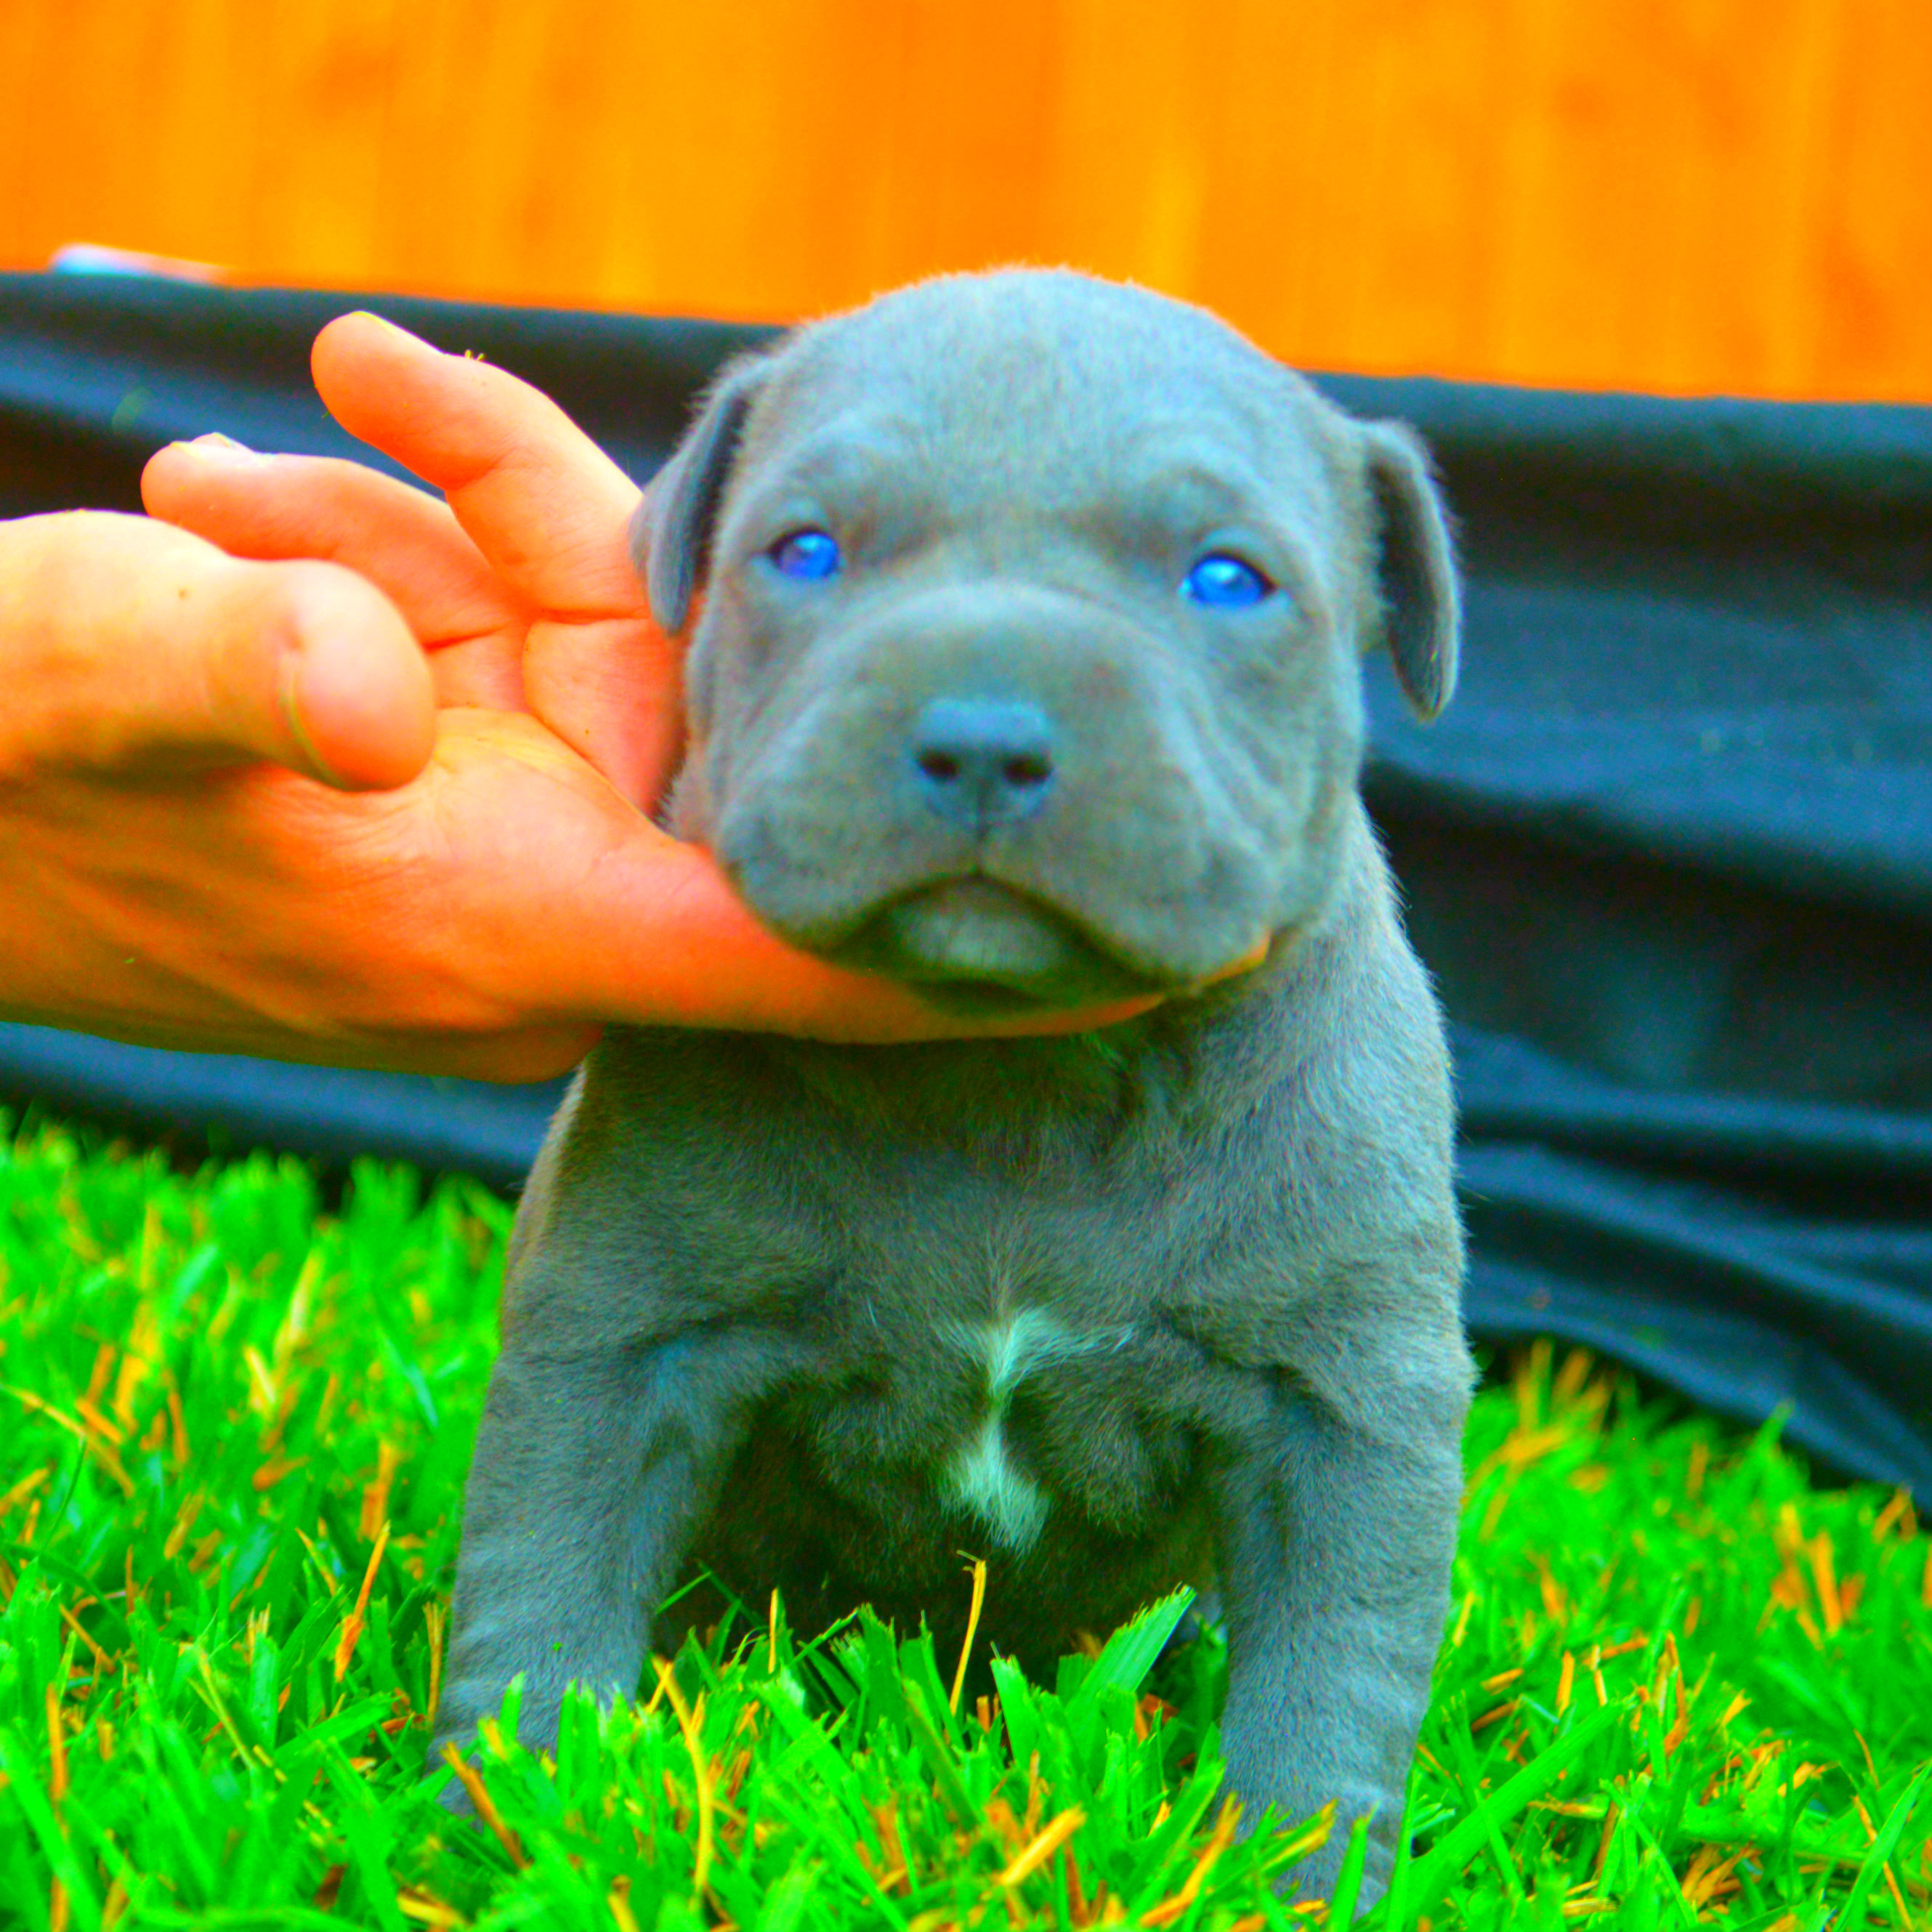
[636,270,1457,1013]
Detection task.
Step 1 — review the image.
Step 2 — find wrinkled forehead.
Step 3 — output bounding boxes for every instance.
[732,274,1350,538]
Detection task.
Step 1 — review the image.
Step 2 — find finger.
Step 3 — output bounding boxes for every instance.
[310,312,682,801]
[143,437,530,710]
[143,437,513,637]
[0,511,435,788]
[512,816,1163,1043]
[1196,935,1272,987]
[310,312,644,616]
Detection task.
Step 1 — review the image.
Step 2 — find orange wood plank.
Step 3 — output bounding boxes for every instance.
[1,0,1928,400]
[1809,0,1932,398]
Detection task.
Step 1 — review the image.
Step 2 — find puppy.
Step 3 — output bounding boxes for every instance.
[437,270,1472,1906]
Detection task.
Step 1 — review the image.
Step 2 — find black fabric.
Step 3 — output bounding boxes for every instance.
[4,270,1928,1494]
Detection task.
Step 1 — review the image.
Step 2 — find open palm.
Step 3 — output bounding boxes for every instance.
[128,314,1154,1078]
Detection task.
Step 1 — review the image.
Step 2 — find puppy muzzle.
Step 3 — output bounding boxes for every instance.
[699,583,1290,1007]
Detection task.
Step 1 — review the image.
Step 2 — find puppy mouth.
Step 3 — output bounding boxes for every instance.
[834,876,1171,1014]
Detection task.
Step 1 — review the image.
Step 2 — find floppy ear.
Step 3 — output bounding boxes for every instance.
[1360,421,1460,722]
[628,355,770,634]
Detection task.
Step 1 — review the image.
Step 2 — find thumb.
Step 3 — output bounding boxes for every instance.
[1,510,435,788]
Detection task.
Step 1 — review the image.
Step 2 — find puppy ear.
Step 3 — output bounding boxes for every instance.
[629,355,769,634]
[1360,421,1460,722]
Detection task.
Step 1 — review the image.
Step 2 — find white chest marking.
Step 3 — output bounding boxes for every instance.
[933,1310,1133,1553]
[942,1415,1053,1553]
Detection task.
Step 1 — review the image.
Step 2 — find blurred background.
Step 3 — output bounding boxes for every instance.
[1,0,1928,401]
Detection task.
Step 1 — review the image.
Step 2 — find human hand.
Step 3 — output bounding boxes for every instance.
[0,318,1169,1080]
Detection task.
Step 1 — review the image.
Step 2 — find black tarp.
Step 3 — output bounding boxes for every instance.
[4,270,1928,1494]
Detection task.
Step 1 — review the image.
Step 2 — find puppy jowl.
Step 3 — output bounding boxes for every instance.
[442,269,1471,1908]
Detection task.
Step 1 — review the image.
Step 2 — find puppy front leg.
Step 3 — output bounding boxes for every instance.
[1208,1373,1466,1909]
[435,1329,768,1771]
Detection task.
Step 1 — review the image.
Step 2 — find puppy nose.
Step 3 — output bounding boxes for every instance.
[910,698,1056,831]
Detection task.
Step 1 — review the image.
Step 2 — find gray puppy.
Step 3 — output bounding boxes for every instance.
[437,269,1472,1906]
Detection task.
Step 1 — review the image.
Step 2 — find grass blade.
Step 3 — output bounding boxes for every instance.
[1402,1702,1624,1909]
[1835,1761,1930,1932]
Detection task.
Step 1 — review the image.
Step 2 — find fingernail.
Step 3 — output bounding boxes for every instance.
[341,309,427,347]
[182,431,262,461]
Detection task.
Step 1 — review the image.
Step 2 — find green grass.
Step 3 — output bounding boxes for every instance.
[1,1111,1928,1930]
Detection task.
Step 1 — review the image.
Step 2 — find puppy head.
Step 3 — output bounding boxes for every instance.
[634,270,1458,1014]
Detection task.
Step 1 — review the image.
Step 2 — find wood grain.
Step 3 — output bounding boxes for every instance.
[1,0,1926,399]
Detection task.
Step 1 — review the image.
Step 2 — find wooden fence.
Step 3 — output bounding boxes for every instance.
[2,0,1928,398]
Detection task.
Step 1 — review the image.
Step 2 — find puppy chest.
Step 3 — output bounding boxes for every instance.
[789,1304,1197,1554]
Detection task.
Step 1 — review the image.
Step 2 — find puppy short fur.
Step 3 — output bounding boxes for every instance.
[437,269,1473,1906]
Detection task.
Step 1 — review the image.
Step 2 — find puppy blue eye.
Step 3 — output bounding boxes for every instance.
[1183,553,1272,608]
[768,528,842,581]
